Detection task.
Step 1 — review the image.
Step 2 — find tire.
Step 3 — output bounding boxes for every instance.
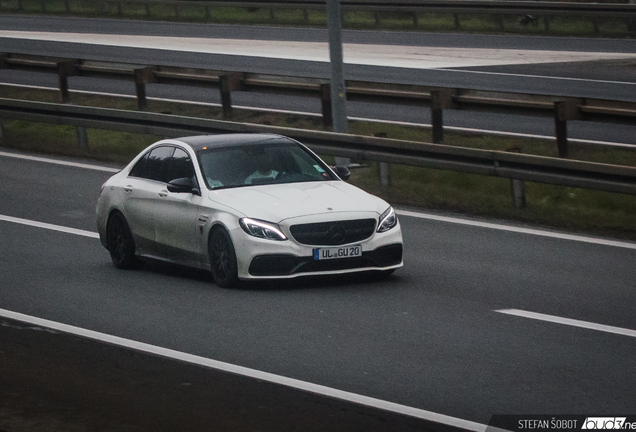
[106,211,137,269]
[209,228,239,288]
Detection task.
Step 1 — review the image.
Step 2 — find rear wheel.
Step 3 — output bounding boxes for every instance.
[106,212,137,269]
[209,228,239,288]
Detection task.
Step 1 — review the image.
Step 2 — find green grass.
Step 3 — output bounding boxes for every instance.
[348,163,636,239]
[2,84,636,239]
[1,0,633,38]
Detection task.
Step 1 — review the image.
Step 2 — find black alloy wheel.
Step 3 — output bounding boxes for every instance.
[106,212,137,269]
[209,228,239,288]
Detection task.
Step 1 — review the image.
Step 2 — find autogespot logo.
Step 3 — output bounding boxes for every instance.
[582,418,632,429]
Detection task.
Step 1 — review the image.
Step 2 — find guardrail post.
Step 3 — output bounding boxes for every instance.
[630,0,636,37]
[544,16,550,31]
[431,107,443,143]
[303,9,309,23]
[379,162,391,187]
[17,0,23,11]
[554,99,580,158]
[320,83,333,129]
[497,15,505,31]
[629,15,636,37]
[77,126,89,150]
[40,0,45,12]
[145,3,150,16]
[219,74,241,119]
[412,12,418,26]
[63,0,69,12]
[269,8,275,21]
[134,67,157,111]
[374,12,381,27]
[454,14,460,30]
[507,148,526,209]
[374,133,391,188]
[430,89,453,144]
[0,119,4,144]
[116,1,122,16]
[57,60,78,104]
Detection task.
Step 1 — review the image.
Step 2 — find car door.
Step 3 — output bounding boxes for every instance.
[122,145,174,257]
[154,147,203,267]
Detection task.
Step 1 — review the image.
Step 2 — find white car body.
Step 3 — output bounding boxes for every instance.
[96,134,403,284]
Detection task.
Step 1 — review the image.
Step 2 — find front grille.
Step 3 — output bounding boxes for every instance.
[290,219,376,246]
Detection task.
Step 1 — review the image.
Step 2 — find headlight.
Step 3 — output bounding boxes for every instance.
[239,218,287,241]
[377,206,397,233]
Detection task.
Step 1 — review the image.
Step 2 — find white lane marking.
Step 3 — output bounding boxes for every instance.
[396,210,636,250]
[495,309,636,339]
[0,151,120,172]
[0,307,490,432]
[442,68,636,86]
[0,214,99,239]
[1,82,632,148]
[2,31,636,69]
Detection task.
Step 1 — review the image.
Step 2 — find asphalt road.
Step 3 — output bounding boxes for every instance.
[1,150,635,428]
[0,315,431,432]
[0,16,635,145]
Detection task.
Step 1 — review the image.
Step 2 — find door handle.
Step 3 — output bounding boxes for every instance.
[124,185,133,192]
[159,191,168,197]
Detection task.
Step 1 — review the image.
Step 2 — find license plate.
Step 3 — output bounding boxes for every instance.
[313,245,362,260]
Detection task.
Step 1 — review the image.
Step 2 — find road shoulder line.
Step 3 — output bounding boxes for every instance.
[0,307,488,432]
[396,210,636,250]
[0,214,99,238]
[0,150,120,172]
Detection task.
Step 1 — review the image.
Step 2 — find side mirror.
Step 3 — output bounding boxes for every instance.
[332,165,351,181]
[167,177,198,194]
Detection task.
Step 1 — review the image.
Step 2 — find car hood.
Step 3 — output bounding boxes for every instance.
[207,181,387,223]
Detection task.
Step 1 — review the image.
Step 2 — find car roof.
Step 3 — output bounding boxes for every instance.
[174,134,296,151]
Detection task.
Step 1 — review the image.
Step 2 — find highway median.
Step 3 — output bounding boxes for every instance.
[2,83,636,240]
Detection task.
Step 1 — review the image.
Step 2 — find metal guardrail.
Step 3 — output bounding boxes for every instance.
[1,0,635,34]
[1,97,636,198]
[2,53,635,159]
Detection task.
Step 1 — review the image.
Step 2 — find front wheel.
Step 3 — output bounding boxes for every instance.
[209,228,239,288]
[106,212,137,269]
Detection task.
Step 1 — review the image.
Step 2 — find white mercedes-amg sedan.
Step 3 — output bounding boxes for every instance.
[96,134,403,287]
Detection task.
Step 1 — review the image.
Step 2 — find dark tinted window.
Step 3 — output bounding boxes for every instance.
[129,152,149,178]
[141,146,174,183]
[166,148,195,183]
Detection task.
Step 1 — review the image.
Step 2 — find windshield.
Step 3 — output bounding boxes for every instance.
[197,142,337,190]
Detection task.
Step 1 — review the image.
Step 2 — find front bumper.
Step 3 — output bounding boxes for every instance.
[248,243,403,277]
[231,213,403,280]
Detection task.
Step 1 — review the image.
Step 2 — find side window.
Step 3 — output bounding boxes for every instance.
[141,146,174,183]
[166,148,195,183]
[129,152,149,178]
